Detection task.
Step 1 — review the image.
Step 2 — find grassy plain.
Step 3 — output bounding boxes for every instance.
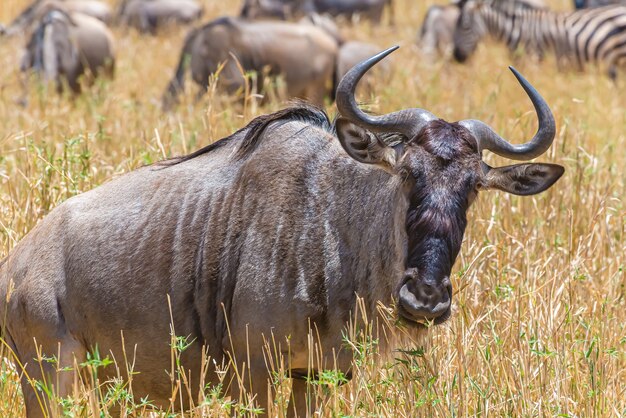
[0,0,625,416]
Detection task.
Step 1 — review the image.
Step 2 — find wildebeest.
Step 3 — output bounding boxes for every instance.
[117,0,203,34]
[20,8,115,96]
[336,40,389,93]
[239,3,345,43]
[1,0,112,36]
[0,46,563,417]
[418,4,460,58]
[162,17,338,109]
[240,0,394,24]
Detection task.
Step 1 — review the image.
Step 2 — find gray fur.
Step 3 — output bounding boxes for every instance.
[117,0,203,34]
[1,0,112,36]
[240,0,394,24]
[162,17,338,109]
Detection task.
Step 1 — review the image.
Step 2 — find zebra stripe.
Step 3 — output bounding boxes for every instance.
[453,0,626,78]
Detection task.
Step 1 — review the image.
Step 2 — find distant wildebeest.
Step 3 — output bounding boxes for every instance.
[240,0,394,24]
[336,40,389,92]
[0,0,112,36]
[453,0,626,78]
[117,0,203,34]
[0,46,563,418]
[20,8,115,96]
[574,0,626,8]
[162,17,338,108]
[418,4,460,59]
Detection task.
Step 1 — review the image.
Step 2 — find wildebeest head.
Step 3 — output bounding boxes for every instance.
[336,46,563,324]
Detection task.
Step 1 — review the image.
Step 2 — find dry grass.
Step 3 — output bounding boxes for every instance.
[1,0,625,416]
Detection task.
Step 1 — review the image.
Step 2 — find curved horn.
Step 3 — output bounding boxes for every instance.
[460,67,556,160]
[336,46,436,139]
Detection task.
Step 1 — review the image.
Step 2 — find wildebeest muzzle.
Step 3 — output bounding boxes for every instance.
[397,267,452,324]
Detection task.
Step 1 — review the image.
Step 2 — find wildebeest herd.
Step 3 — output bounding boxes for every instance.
[6,0,622,416]
[1,0,396,108]
[2,0,624,107]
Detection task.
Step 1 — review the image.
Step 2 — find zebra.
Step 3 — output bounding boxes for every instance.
[575,0,626,10]
[419,0,545,59]
[453,0,626,79]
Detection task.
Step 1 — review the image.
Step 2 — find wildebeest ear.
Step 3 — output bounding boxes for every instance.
[336,117,397,169]
[483,163,564,196]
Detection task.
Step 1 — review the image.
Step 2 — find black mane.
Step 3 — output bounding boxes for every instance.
[162,103,334,166]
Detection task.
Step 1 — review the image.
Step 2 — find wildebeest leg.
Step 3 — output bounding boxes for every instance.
[19,373,46,418]
[387,0,395,26]
[369,4,385,24]
[56,336,86,394]
[3,334,45,418]
[195,80,209,103]
[289,378,315,418]
[18,335,86,418]
[65,70,82,95]
[9,285,87,418]
[16,73,30,107]
[303,79,328,108]
[191,64,211,103]
[138,9,151,34]
[250,362,272,415]
[221,60,248,99]
[229,360,272,415]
